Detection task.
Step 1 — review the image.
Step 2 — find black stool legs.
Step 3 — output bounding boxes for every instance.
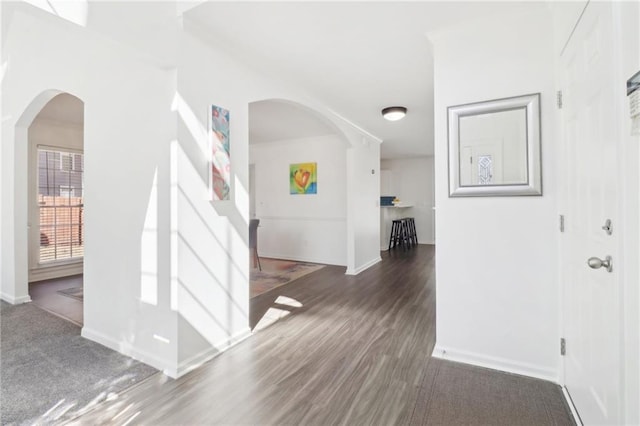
[388,217,418,250]
[388,219,402,250]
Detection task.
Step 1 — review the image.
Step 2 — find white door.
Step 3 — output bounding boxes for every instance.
[560,2,622,424]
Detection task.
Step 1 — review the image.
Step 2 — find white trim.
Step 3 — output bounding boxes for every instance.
[174,327,252,378]
[562,386,584,425]
[431,344,558,383]
[258,252,345,267]
[29,262,82,282]
[0,293,32,304]
[82,326,254,380]
[81,327,172,377]
[345,256,382,276]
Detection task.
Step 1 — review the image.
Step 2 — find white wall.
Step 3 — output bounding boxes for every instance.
[430,10,559,381]
[174,27,259,374]
[250,135,347,266]
[181,17,381,279]
[2,4,179,371]
[346,137,381,274]
[174,25,381,372]
[380,157,435,247]
[1,1,383,378]
[28,118,83,151]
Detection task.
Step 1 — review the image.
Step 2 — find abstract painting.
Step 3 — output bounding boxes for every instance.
[290,162,317,195]
[210,105,230,201]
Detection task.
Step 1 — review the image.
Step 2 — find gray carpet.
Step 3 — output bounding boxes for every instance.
[410,358,575,426]
[0,301,158,425]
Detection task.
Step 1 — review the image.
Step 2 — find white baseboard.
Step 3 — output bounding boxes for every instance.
[259,252,346,267]
[562,386,583,425]
[81,327,173,376]
[431,344,557,383]
[346,256,382,275]
[174,327,252,378]
[1,292,32,304]
[82,326,253,380]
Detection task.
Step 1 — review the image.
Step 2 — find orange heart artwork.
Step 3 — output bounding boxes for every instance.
[290,163,317,194]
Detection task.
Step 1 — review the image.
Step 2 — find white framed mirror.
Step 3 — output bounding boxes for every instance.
[448,93,541,197]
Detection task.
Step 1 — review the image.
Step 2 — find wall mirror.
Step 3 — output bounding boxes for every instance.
[448,93,541,197]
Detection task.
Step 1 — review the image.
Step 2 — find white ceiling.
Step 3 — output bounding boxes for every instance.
[185,1,546,159]
[249,100,337,144]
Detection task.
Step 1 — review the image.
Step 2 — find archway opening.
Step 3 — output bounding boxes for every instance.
[26,93,85,326]
[247,98,350,330]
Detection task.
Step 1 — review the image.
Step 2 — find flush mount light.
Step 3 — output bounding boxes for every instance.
[382,106,407,121]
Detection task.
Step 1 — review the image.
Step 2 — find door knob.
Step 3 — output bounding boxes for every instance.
[587,256,612,272]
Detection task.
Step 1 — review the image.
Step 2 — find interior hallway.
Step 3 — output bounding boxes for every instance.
[67,245,573,425]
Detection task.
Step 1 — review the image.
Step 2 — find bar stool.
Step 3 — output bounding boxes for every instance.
[402,217,418,245]
[388,219,405,250]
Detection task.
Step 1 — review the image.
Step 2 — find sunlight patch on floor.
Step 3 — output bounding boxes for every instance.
[274,295,302,308]
[253,296,304,331]
[253,307,291,332]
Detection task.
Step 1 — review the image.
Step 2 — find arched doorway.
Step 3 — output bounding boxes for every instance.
[13,91,85,325]
[247,98,350,329]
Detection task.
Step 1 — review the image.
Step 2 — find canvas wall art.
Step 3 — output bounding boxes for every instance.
[210,105,230,201]
[290,162,317,195]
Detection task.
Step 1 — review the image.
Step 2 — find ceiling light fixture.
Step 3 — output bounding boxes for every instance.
[382,106,407,121]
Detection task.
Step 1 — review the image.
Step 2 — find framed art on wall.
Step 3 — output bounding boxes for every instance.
[210,104,231,201]
[289,162,317,195]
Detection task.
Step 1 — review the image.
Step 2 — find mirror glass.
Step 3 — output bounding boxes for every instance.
[448,93,541,197]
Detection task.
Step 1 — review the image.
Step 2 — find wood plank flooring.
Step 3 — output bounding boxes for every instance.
[68,246,434,425]
[67,245,572,425]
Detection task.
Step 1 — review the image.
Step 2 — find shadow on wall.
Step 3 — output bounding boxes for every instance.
[168,92,249,351]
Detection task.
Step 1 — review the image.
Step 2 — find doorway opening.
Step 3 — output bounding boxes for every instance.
[27,93,85,326]
[247,99,348,330]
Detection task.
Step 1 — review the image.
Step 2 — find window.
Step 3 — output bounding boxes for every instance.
[38,148,84,263]
[60,152,72,171]
[59,152,82,172]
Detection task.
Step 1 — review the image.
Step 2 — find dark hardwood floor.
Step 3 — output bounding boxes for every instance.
[67,245,572,425]
[69,246,435,425]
